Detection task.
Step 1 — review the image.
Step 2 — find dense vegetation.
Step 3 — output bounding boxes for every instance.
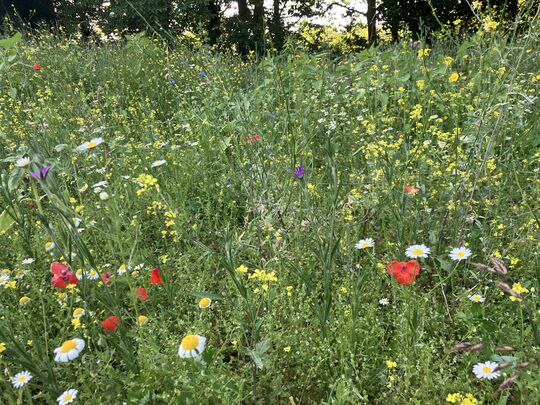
[0,3,539,404]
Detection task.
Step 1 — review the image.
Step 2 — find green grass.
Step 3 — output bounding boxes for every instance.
[0,18,539,404]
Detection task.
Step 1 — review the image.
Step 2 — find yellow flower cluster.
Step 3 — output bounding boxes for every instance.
[446,392,477,405]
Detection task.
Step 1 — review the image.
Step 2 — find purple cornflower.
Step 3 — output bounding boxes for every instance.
[198,71,207,77]
[168,79,176,86]
[293,166,305,179]
[30,166,50,180]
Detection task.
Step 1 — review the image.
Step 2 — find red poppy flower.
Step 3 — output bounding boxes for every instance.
[387,260,420,285]
[102,315,120,331]
[101,271,113,285]
[404,185,419,195]
[135,287,148,301]
[50,262,78,288]
[149,268,163,285]
[33,63,41,71]
[246,133,261,143]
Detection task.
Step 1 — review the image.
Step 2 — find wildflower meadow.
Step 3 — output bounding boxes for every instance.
[0,6,539,404]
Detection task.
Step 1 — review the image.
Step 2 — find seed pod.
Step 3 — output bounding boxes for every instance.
[516,362,529,370]
[472,262,496,273]
[498,375,518,391]
[452,342,484,352]
[496,281,523,300]
[495,344,516,353]
[491,258,508,275]
[494,362,511,372]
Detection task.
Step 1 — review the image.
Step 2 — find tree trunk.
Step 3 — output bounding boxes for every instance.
[366,0,377,45]
[207,0,221,45]
[270,0,285,51]
[252,0,265,54]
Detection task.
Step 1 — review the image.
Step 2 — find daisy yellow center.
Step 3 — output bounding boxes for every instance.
[472,296,480,301]
[181,335,199,350]
[199,298,211,308]
[73,308,84,317]
[64,393,73,401]
[60,340,77,353]
[482,366,492,374]
[456,251,465,257]
[86,141,97,149]
[45,242,53,248]
[412,248,424,255]
[361,243,369,248]
[18,375,27,382]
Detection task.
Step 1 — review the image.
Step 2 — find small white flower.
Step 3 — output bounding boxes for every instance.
[54,338,85,362]
[379,298,390,306]
[117,264,129,275]
[92,181,108,189]
[355,238,375,250]
[178,335,206,359]
[99,191,109,201]
[57,388,78,405]
[77,137,104,152]
[468,294,485,303]
[45,242,56,252]
[151,159,166,168]
[472,361,500,379]
[22,258,35,265]
[450,247,472,261]
[0,274,11,286]
[12,371,33,388]
[86,270,99,280]
[405,244,431,259]
[15,157,31,168]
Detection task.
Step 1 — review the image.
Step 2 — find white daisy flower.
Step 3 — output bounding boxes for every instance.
[15,157,31,168]
[77,137,104,152]
[472,361,500,380]
[86,270,99,280]
[450,247,472,261]
[379,298,390,306]
[405,244,431,259]
[45,242,56,252]
[151,159,166,168]
[54,338,85,362]
[22,258,35,265]
[355,238,375,249]
[178,335,206,359]
[0,274,11,286]
[57,388,78,405]
[468,294,485,303]
[117,264,129,275]
[12,371,33,388]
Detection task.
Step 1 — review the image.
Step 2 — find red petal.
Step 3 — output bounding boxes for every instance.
[51,275,67,288]
[102,315,120,331]
[135,287,148,301]
[149,268,163,285]
[50,262,68,275]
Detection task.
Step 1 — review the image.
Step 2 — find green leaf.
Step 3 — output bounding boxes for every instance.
[0,210,15,235]
[0,32,22,49]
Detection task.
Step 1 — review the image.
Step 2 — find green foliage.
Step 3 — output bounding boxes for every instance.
[0,15,539,404]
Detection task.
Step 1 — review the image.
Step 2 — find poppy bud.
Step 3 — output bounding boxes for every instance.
[135,287,148,301]
[149,268,163,285]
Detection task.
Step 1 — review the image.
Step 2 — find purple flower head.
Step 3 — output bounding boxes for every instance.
[198,71,207,77]
[293,166,305,179]
[30,166,50,180]
[168,79,176,86]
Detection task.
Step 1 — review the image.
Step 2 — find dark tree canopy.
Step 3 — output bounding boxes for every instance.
[0,0,528,53]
